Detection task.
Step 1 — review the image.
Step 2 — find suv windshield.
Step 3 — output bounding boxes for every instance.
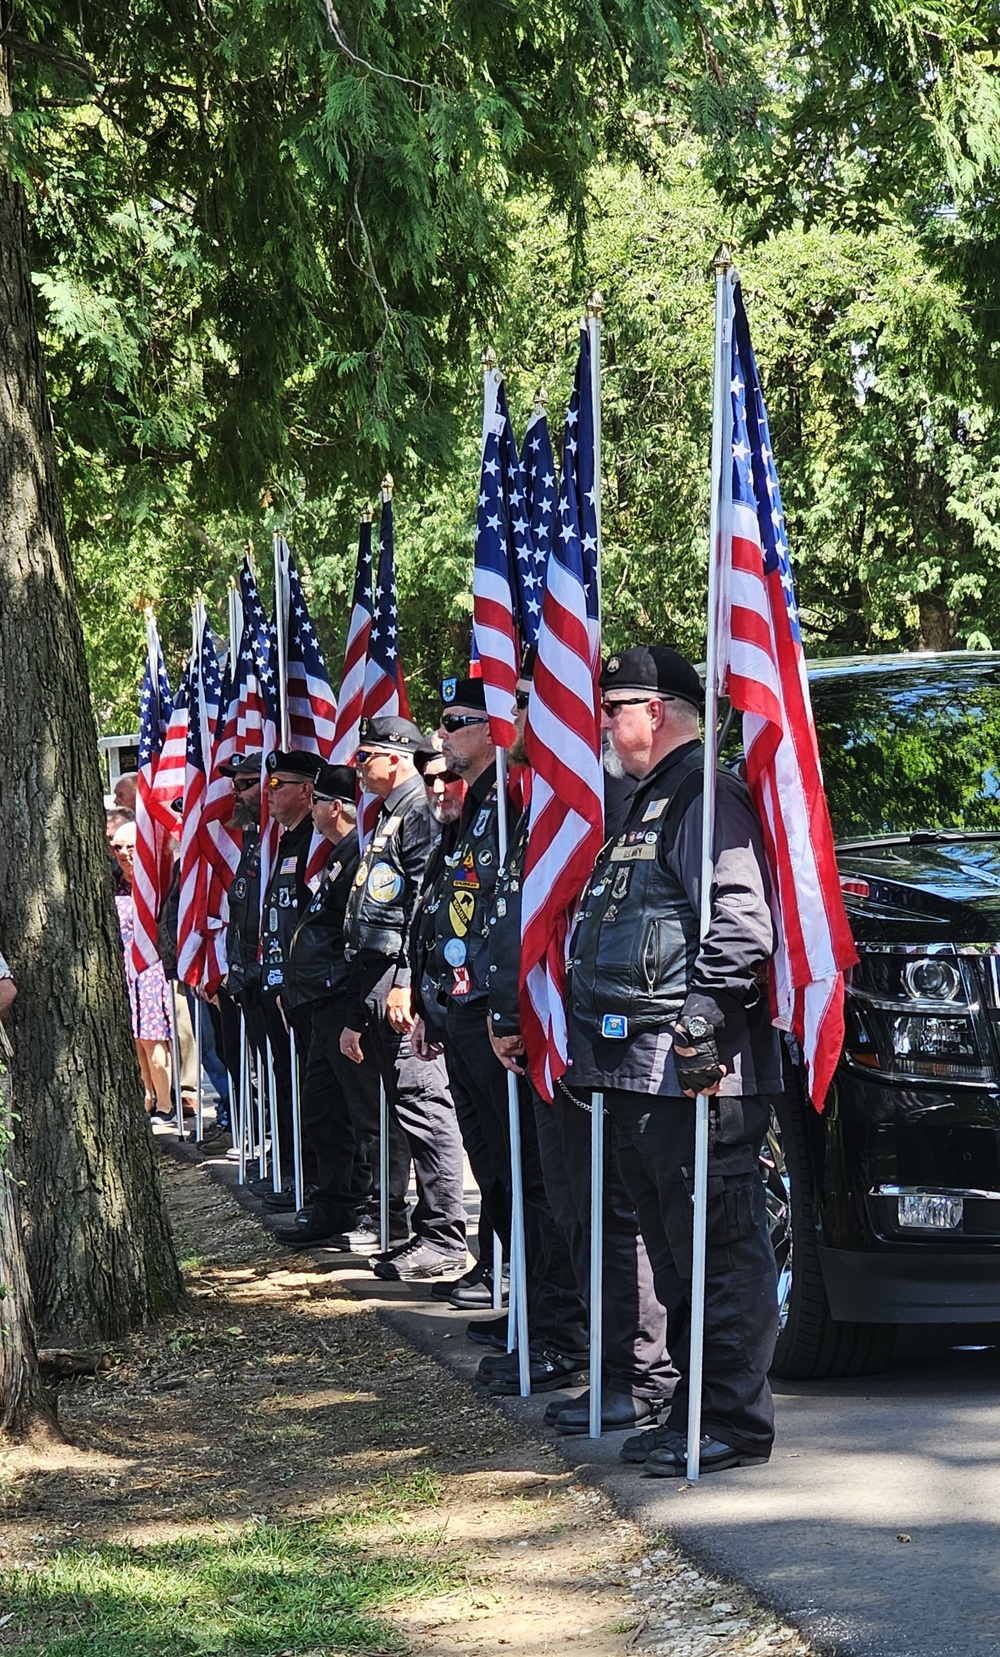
[810,660,1000,842]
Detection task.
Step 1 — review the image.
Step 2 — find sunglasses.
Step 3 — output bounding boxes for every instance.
[232,776,259,792]
[600,696,660,718]
[266,775,307,791]
[441,713,489,732]
[515,690,531,709]
[424,767,461,786]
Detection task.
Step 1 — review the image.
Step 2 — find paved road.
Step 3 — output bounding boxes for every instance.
[201,1143,1000,1657]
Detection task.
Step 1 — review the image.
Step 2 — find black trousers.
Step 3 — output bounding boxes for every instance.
[445,1004,586,1360]
[260,999,319,1185]
[603,1089,778,1456]
[363,975,466,1253]
[292,999,409,1235]
[533,1091,677,1400]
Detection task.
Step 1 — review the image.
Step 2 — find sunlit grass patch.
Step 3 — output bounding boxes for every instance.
[0,1489,456,1656]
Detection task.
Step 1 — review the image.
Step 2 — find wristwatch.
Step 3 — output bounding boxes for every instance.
[679,1014,712,1040]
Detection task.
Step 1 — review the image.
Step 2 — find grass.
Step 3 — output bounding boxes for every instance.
[0,1479,457,1656]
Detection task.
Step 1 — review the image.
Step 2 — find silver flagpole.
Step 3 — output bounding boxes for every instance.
[256,1041,267,1179]
[238,1011,250,1184]
[193,994,204,1143]
[497,747,530,1395]
[480,345,530,1394]
[379,1078,389,1253]
[687,243,735,1483]
[492,1230,503,1311]
[289,1026,304,1211]
[586,289,605,1440]
[266,1041,282,1194]
[169,981,185,1138]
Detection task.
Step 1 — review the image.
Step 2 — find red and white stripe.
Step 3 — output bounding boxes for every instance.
[132,692,187,975]
[717,283,857,1111]
[520,550,604,1100]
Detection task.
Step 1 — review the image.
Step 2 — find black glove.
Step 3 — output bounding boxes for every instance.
[672,1016,725,1094]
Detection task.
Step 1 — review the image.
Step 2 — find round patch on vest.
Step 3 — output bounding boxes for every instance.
[443,937,467,967]
[354,862,369,887]
[367,862,403,903]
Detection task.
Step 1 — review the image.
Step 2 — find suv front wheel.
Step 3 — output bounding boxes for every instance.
[761,1092,895,1380]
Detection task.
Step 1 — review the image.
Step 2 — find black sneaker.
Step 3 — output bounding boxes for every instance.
[372,1240,468,1283]
[430,1256,490,1304]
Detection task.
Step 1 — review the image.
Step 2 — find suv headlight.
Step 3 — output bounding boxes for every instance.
[846,951,992,1082]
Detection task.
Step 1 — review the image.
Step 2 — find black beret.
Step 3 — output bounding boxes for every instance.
[312,763,357,802]
[414,735,442,775]
[440,675,487,711]
[519,643,538,680]
[600,646,704,710]
[357,714,425,752]
[219,750,263,778]
[265,749,320,780]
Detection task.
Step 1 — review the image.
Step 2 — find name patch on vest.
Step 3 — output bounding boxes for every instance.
[609,843,656,864]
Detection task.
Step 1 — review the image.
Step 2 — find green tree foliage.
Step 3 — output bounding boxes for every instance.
[7,1,1000,730]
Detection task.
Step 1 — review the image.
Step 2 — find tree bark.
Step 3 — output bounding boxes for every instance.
[0,41,182,1343]
[0,1070,61,1441]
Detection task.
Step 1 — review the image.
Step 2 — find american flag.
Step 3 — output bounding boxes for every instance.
[473,371,533,747]
[132,623,176,973]
[521,328,604,1100]
[519,399,556,643]
[198,600,242,900]
[363,493,410,722]
[330,514,374,763]
[277,538,338,759]
[235,561,271,755]
[178,610,227,991]
[716,278,857,1111]
[360,493,410,844]
[276,539,338,884]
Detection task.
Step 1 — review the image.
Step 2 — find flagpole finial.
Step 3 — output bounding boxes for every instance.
[711,243,734,272]
[480,346,498,370]
[143,604,155,625]
[360,505,373,523]
[227,577,237,592]
[380,473,394,502]
[587,289,604,318]
[533,385,548,411]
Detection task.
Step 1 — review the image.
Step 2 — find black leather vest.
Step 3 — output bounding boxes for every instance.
[282,838,357,1011]
[486,809,529,1035]
[411,826,453,1039]
[260,817,311,999]
[569,751,704,1038]
[344,777,425,962]
[226,830,261,994]
[429,779,503,1006]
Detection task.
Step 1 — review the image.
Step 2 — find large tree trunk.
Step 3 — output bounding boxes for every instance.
[0,45,182,1344]
[0,1067,60,1442]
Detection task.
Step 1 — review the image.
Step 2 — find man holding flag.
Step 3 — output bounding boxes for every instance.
[565,645,781,1475]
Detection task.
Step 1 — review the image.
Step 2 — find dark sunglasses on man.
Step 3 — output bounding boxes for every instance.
[232,776,259,793]
[440,712,489,732]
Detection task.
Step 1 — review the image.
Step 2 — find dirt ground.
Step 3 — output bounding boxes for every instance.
[0,1158,812,1657]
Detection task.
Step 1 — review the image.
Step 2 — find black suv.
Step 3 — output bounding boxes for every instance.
[765,652,1000,1378]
